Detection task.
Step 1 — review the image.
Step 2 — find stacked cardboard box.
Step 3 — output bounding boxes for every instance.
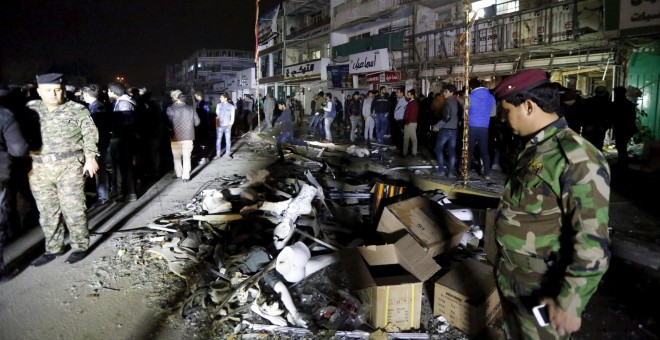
[341,196,470,330]
[433,258,502,336]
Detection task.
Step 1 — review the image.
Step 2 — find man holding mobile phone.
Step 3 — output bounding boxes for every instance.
[491,70,610,338]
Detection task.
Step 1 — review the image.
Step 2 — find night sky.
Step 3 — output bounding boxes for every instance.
[0,0,279,90]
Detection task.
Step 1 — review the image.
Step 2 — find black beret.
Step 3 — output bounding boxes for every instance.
[36,73,64,85]
[493,69,548,100]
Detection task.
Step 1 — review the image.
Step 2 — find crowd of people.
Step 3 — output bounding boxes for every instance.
[294,77,638,182]
[0,68,640,338]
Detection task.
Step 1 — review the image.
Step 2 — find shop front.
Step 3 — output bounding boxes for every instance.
[284,58,330,114]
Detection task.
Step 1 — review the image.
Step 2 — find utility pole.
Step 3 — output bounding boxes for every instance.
[255,0,261,132]
[461,0,477,185]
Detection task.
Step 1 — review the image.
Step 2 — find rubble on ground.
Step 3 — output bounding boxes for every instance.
[98,134,505,338]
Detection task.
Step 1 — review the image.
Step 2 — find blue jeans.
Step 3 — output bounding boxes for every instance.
[216,126,231,157]
[436,129,457,176]
[467,126,490,176]
[375,113,388,142]
[324,117,334,141]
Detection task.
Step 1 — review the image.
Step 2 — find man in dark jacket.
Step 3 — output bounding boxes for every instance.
[0,94,29,274]
[274,100,307,162]
[582,86,612,151]
[81,85,111,205]
[371,86,391,143]
[347,91,362,142]
[167,90,200,181]
[433,85,459,177]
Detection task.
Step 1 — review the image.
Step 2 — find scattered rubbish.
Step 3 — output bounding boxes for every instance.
[124,133,508,338]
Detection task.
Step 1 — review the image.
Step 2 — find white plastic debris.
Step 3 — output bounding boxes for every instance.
[201,190,232,213]
[448,208,473,221]
[346,145,370,158]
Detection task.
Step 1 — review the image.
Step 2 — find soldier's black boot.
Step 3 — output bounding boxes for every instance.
[65,250,87,264]
[32,253,58,267]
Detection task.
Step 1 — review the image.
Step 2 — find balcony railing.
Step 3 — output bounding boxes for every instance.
[413,1,596,62]
[287,17,331,40]
[333,0,401,29]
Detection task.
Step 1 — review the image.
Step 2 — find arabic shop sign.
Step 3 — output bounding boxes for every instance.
[365,71,402,83]
[348,48,391,75]
[284,58,330,82]
[620,0,660,30]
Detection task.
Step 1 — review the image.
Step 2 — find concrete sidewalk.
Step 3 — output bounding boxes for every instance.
[0,136,274,339]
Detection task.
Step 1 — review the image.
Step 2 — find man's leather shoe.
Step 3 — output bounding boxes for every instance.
[65,251,87,264]
[32,253,58,267]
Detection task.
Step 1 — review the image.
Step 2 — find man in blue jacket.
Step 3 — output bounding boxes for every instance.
[467,78,495,180]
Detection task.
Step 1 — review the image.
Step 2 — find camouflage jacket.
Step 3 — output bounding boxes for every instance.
[27,99,99,161]
[495,117,610,317]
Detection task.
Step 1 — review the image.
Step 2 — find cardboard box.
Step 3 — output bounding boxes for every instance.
[375,196,470,281]
[340,248,423,331]
[433,258,502,336]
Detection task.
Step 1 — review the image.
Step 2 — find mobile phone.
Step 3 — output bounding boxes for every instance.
[532,304,550,327]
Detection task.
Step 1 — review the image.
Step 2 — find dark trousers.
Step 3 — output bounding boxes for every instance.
[467,126,491,176]
[96,141,110,200]
[277,132,308,159]
[109,136,137,197]
[0,180,8,271]
[615,132,633,168]
[436,129,458,176]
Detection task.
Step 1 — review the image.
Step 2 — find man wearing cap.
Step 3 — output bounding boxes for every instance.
[167,90,200,182]
[27,73,99,266]
[490,69,610,338]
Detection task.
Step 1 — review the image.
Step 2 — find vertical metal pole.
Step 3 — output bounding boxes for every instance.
[461,0,473,184]
[255,0,261,132]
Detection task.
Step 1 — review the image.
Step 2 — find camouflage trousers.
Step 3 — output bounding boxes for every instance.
[495,259,569,340]
[29,157,89,253]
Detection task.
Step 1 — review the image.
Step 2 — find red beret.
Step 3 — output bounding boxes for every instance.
[493,69,548,100]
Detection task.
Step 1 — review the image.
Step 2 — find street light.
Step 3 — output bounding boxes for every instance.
[116,76,125,84]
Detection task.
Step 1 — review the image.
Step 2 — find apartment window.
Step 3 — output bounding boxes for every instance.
[349,32,371,42]
[496,0,518,14]
[378,26,392,34]
[310,11,324,24]
[311,50,321,60]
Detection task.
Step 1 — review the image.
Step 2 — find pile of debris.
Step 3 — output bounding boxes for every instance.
[137,144,503,338]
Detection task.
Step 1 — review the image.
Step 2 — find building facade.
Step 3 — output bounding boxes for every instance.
[166,49,255,105]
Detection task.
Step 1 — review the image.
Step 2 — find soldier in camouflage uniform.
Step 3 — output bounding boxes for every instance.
[28,73,99,266]
[491,69,610,338]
